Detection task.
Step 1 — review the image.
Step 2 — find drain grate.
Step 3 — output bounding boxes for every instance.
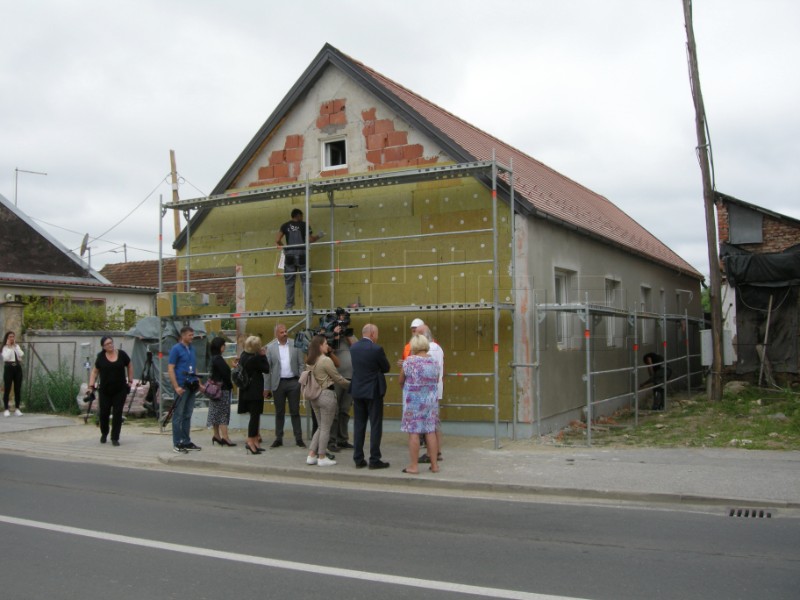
[729,508,772,518]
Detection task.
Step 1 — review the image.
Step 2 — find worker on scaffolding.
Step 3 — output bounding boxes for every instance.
[276,208,323,310]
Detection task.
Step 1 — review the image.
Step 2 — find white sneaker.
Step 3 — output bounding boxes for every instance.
[317,457,337,467]
[14,409,23,416]
[3,410,9,417]
[306,455,318,465]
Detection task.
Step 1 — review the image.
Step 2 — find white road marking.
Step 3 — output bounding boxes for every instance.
[0,514,590,600]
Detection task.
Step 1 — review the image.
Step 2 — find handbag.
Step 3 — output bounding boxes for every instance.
[299,367,323,401]
[204,379,223,401]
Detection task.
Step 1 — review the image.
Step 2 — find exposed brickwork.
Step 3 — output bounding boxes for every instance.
[360,106,439,171]
[248,134,304,188]
[316,98,350,175]
[717,200,800,255]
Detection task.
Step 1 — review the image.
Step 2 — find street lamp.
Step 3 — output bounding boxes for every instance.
[14,167,48,206]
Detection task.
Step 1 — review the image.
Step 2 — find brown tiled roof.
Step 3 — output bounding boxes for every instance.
[348,52,701,277]
[100,259,236,305]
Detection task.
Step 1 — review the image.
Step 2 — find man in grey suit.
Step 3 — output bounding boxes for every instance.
[265,323,306,447]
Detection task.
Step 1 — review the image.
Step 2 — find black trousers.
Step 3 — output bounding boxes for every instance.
[352,395,384,465]
[3,364,22,410]
[273,378,302,440]
[247,411,261,438]
[99,389,126,441]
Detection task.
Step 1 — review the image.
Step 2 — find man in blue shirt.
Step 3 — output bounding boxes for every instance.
[168,326,202,453]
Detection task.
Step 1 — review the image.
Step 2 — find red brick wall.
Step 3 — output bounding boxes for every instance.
[246,99,441,187]
[361,108,438,171]
[249,134,304,187]
[718,201,800,254]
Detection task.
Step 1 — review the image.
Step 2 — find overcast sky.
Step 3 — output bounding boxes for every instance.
[2,0,798,279]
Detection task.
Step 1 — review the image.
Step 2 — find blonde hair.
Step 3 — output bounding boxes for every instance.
[244,335,263,353]
[409,334,429,355]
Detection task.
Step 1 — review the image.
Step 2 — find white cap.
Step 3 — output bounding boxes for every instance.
[410,318,425,328]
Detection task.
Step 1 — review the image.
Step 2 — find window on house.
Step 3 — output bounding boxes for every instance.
[323,138,347,169]
[728,203,763,244]
[554,269,574,347]
[640,285,652,344]
[605,278,621,346]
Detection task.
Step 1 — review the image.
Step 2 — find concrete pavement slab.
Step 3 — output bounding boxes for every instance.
[1,414,799,509]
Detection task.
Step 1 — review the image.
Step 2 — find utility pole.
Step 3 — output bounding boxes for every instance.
[683,0,723,401]
[169,150,184,292]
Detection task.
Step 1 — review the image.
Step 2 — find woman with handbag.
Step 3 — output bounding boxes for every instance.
[304,335,349,467]
[206,337,236,447]
[236,335,269,454]
[88,336,133,446]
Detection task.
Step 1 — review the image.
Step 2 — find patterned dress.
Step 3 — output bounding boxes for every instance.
[400,355,439,434]
[207,354,233,427]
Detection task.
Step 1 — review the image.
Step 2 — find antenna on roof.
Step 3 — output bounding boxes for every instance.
[79,233,89,257]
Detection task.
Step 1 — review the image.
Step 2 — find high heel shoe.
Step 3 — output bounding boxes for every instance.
[246,445,264,455]
[221,439,237,447]
[212,436,223,446]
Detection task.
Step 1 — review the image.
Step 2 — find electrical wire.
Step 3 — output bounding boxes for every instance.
[177,173,208,198]
[91,174,170,242]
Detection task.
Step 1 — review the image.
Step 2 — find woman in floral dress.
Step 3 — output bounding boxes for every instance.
[399,334,440,474]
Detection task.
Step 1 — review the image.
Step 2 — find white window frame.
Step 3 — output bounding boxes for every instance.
[554,268,575,349]
[322,137,347,170]
[639,285,652,344]
[605,277,621,347]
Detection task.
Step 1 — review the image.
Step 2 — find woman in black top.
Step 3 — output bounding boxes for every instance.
[88,336,133,446]
[207,337,236,447]
[236,335,269,454]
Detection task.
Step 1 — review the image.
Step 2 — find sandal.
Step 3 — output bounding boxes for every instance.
[419,453,443,464]
[402,468,419,474]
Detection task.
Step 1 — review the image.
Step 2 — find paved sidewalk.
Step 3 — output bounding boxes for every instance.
[1,414,799,510]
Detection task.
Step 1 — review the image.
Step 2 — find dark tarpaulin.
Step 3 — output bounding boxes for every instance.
[722,242,800,288]
[721,243,800,374]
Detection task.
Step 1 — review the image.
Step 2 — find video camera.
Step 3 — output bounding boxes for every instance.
[293,307,353,353]
[318,307,353,349]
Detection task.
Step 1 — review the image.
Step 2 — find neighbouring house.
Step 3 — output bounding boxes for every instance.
[100,259,236,307]
[165,43,703,435]
[716,192,800,381]
[0,192,157,386]
[0,192,155,329]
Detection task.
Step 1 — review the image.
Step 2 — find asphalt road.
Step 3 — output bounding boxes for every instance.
[1,454,798,600]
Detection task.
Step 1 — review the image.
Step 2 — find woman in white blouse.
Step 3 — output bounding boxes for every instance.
[3,331,24,417]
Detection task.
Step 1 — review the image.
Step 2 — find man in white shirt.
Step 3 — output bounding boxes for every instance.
[265,323,306,447]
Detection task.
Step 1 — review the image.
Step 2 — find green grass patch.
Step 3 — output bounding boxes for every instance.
[557,384,800,450]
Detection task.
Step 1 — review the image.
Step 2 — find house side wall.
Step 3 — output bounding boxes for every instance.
[523,216,703,431]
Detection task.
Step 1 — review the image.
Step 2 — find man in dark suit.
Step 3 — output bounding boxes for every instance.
[349,323,391,469]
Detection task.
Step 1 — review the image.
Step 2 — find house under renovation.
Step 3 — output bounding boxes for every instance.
[163,44,704,438]
[717,192,800,383]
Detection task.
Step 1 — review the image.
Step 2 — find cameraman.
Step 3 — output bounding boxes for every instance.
[168,326,203,453]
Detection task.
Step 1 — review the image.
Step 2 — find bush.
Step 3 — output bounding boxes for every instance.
[26,361,82,415]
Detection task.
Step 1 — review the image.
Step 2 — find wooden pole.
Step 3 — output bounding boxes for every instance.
[169,150,184,292]
[683,0,723,401]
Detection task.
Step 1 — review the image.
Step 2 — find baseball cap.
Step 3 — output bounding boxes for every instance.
[410,318,424,328]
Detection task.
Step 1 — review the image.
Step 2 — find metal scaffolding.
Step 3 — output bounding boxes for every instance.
[534,298,705,446]
[157,158,516,449]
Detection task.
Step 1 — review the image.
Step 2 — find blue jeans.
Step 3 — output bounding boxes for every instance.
[172,389,196,447]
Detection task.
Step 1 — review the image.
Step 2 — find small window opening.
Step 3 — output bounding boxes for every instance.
[324,139,347,169]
